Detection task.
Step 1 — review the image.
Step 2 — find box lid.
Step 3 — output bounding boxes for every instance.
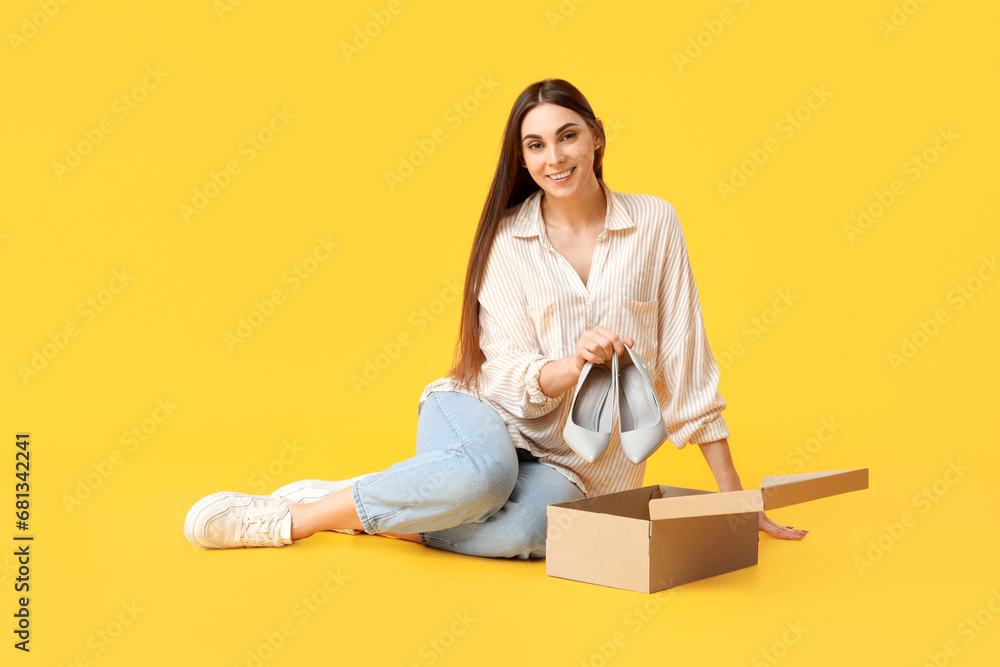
[648,468,868,520]
[760,468,869,510]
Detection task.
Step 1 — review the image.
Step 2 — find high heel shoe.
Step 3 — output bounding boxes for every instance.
[562,354,618,463]
[617,345,668,464]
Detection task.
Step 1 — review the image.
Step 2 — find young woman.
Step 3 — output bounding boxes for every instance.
[184,78,807,557]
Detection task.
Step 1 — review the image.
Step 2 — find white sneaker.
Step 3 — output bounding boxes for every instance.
[184,492,294,549]
[271,475,368,535]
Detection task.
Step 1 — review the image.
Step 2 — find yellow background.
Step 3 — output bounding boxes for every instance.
[2,0,999,664]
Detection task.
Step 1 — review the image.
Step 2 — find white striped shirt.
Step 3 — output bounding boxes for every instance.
[418,179,730,498]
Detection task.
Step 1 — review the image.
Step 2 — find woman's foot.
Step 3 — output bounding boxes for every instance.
[184,492,294,549]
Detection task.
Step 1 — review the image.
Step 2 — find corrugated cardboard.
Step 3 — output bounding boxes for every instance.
[546,468,869,593]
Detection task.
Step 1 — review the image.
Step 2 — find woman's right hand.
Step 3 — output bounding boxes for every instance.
[571,325,634,374]
[539,326,634,400]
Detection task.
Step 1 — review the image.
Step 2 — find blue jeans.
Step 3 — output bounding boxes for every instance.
[350,391,584,559]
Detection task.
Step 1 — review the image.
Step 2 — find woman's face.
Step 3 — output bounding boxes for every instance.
[520,103,602,201]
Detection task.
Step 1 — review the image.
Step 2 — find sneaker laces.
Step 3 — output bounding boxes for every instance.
[236,503,287,547]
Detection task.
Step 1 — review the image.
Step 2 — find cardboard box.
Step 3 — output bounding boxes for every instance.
[545,469,869,593]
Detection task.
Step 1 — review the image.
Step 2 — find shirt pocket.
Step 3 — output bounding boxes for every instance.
[526,298,563,358]
[612,291,659,371]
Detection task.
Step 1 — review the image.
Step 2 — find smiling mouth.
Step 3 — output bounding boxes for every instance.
[547,166,574,182]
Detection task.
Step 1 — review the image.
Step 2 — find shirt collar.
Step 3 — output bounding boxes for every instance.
[510,179,634,239]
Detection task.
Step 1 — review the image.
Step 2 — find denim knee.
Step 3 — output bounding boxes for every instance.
[447,442,519,522]
[425,392,519,520]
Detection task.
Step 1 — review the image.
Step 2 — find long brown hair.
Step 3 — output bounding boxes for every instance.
[446,78,607,393]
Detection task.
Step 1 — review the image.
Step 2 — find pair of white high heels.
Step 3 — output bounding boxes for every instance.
[562,345,668,464]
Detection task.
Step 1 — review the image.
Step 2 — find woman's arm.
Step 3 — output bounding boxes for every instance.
[474,241,566,420]
[652,207,731,452]
[698,438,809,541]
[539,330,635,399]
[539,356,579,400]
[697,438,743,491]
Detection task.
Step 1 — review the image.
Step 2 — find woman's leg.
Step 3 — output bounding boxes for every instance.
[419,450,586,559]
[290,391,519,539]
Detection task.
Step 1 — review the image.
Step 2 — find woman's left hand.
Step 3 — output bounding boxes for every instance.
[759,512,808,540]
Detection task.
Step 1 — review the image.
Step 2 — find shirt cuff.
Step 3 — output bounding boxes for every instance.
[524,357,563,412]
[668,414,731,449]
